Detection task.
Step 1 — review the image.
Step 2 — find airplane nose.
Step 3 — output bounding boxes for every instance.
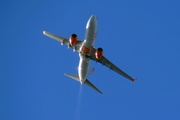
[86,15,98,29]
[91,15,95,19]
[90,15,97,21]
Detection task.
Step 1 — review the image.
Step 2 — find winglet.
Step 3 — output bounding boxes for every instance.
[131,78,137,82]
[43,30,46,35]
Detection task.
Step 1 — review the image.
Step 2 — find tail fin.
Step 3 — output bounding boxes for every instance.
[89,68,95,76]
[64,73,102,94]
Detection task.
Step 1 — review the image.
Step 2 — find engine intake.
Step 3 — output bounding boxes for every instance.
[69,34,78,46]
[95,47,103,59]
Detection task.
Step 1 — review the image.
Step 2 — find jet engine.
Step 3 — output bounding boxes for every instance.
[95,47,103,59]
[69,34,78,46]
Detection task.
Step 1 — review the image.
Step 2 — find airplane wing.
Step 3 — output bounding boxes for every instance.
[90,47,135,82]
[43,31,83,53]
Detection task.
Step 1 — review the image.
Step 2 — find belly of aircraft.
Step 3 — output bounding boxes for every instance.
[78,56,91,84]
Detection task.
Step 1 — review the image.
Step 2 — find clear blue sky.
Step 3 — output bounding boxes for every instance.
[1,0,180,120]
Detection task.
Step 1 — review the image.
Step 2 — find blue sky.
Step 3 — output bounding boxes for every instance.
[1,0,180,120]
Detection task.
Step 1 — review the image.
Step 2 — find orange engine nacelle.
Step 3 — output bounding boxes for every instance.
[95,47,103,60]
[69,34,78,46]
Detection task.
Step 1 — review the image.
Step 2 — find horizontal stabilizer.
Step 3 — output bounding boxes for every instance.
[84,80,102,94]
[64,73,80,82]
[64,73,102,94]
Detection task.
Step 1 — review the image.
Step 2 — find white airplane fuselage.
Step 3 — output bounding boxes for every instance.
[43,15,135,94]
[78,15,98,84]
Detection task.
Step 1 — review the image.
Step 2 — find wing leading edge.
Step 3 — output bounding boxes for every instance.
[90,47,135,82]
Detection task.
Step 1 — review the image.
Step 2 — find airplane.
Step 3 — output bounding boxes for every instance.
[43,15,136,94]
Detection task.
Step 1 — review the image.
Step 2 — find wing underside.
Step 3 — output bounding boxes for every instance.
[90,47,135,81]
[43,31,83,52]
